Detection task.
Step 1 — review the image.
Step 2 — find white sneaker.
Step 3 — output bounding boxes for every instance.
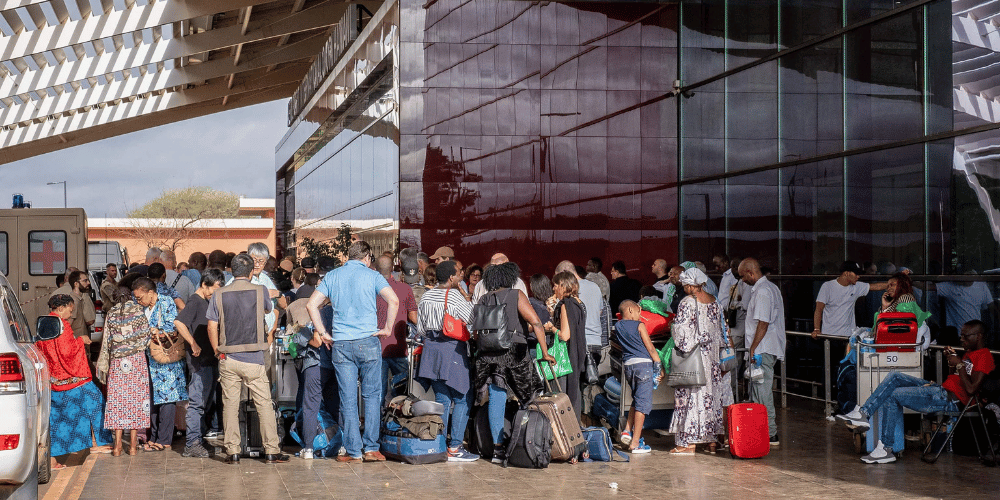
[300,448,314,460]
[861,442,896,464]
[836,405,869,430]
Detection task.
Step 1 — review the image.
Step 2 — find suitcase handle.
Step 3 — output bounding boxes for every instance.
[535,359,562,393]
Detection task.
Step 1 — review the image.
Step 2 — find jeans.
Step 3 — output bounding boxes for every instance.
[749,353,778,437]
[381,357,409,405]
[185,358,217,447]
[299,365,322,448]
[332,336,383,457]
[859,372,958,451]
[431,380,472,449]
[488,384,508,445]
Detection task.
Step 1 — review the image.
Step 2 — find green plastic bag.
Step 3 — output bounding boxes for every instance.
[657,337,675,375]
[639,299,671,319]
[536,333,573,380]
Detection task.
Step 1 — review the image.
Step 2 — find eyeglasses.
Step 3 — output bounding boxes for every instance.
[470,273,482,278]
[252,257,267,266]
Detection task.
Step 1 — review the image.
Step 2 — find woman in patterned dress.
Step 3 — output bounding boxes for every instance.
[97,274,152,456]
[37,295,113,469]
[131,277,188,451]
[668,268,725,455]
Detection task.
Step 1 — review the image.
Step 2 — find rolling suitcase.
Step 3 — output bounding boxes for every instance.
[874,312,918,352]
[527,361,587,462]
[467,399,519,458]
[240,397,266,457]
[727,375,770,459]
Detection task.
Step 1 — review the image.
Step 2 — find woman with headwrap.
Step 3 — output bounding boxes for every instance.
[96,272,152,456]
[474,262,553,463]
[667,268,725,455]
[37,294,113,469]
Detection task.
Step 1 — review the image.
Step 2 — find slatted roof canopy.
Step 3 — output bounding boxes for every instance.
[0,0,367,164]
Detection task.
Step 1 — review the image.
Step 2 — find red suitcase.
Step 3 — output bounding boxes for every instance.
[726,403,770,459]
[874,312,918,352]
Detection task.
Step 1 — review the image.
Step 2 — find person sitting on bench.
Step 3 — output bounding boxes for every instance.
[840,320,994,464]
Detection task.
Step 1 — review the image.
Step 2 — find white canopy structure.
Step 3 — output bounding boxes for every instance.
[0,0,368,164]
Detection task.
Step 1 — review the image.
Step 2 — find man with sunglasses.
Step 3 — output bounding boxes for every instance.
[840,320,994,463]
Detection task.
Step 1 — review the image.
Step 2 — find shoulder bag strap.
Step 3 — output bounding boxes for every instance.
[171,273,182,288]
[444,288,450,321]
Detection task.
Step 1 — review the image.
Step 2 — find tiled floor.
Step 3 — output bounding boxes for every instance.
[46,401,996,500]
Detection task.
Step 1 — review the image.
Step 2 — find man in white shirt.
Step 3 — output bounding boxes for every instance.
[717,255,750,397]
[812,261,889,339]
[472,253,526,303]
[739,258,786,446]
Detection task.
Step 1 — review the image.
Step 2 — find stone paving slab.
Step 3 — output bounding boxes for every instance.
[43,402,996,500]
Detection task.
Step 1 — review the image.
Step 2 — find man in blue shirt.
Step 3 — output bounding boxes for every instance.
[306,240,399,462]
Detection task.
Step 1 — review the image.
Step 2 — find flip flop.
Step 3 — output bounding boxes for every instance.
[52,462,67,470]
[90,446,114,454]
[668,447,695,455]
[144,443,165,452]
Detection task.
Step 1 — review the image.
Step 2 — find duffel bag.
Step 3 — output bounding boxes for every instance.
[379,418,447,464]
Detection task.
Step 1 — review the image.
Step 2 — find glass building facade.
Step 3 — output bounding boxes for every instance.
[278,0,1000,347]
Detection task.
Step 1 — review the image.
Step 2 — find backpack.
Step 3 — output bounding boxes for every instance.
[471,290,513,353]
[504,408,552,468]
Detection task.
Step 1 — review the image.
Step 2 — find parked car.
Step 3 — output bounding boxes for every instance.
[87,270,106,345]
[0,272,51,500]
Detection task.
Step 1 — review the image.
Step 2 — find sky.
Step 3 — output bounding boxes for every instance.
[2,99,289,218]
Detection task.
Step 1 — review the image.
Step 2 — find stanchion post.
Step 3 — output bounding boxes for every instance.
[824,338,832,416]
[780,357,787,408]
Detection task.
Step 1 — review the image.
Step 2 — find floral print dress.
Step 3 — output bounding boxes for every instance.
[146,294,188,405]
[668,295,725,446]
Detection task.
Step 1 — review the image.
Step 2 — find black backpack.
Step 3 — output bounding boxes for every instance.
[471,290,513,353]
[504,408,552,468]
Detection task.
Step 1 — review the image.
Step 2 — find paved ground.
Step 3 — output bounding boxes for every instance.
[39,401,995,500]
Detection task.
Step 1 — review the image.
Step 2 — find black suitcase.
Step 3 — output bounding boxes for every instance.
[240,397,268,457]
[467,400,519,458]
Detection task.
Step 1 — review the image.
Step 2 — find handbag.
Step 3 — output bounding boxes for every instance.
[148,300,185,364]
[719,319,738,373]
[536,335,572,380]
[726,283,740,328]
[471,289,513,353]
[584,351,599,385]
[666,299,707,388]
[441,289,471,342]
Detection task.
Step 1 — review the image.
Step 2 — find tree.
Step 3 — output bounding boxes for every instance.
[299,224,353,268]
[122,187,242,252]
[128,187,240,219]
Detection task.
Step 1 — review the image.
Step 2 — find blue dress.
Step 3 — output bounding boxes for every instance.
[146,294,188,405]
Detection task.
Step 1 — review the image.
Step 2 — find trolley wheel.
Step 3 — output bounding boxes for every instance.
[853,431,865,454]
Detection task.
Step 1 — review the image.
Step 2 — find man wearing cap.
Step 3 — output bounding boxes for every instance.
[400,258,426,302]
[812,261,890,339]
[430,246,455,264]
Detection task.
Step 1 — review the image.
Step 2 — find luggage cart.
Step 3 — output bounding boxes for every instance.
[608,340,675,435]
[852,341,923,453]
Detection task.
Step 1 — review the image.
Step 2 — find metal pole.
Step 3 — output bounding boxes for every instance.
[780,357,787,408]
[63,182,66,208]
[824,339,832,416]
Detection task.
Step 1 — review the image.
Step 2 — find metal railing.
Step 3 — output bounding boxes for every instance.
[776,330,1000,415]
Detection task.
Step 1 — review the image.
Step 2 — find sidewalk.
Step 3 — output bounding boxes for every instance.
[42,402,994,500]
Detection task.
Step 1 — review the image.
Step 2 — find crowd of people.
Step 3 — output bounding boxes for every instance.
[31,241,995,470]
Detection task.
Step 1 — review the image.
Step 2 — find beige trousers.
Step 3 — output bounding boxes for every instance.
[219,356,281,455]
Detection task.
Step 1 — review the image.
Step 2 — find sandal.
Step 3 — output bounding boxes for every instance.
[52,462,67,470]
[144,443,165,452]
[706,443,717,455]
[90,445,114,454]
[668,446,695,455]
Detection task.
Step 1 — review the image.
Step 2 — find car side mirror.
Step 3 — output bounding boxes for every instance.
[35,316,63,341]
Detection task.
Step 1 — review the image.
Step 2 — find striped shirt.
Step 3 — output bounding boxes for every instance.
[417,287,473,337]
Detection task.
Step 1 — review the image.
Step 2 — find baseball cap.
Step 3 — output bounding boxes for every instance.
[400,258,420,284]
[429,246,455,260]
[839,261,863,275]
